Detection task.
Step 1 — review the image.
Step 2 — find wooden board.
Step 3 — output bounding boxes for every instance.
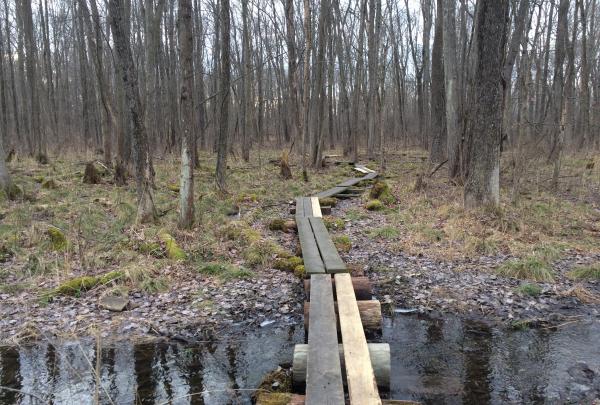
[310,197,322,218]
[308,217,347,273]
[362,172,378,180]
[314,186,348,199]
[337,178,363,187]
[257,394,417,405]
[296,217,325,274]
[295,197,305,220]
[305,274,344,405]
[334,273,381,404]
[354,164,376,174]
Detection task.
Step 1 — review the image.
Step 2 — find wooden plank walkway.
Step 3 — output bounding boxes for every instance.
[285,165,390,405]
[306,274,345,404]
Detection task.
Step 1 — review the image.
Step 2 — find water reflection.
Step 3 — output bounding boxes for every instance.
[1,316,599,404]
[0,325,302,405]
[384,313,600,405]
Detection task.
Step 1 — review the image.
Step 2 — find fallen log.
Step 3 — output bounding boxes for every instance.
[303,276,372,301]
[303,300,382,333]
[292,343,390,390]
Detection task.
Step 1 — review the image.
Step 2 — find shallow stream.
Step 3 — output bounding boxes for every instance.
[1,314,598,404]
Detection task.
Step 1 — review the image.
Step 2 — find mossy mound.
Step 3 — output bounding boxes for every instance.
[365,199,384,211]
[254,367,293,403]
[318,197,337,207]
[293,265,305,278]
[49,270,124,297]
[83,162,102,184]
[370,180,394,204]
[273,256,303,272]
[219,221,262,244]
[268,218,296,232]
[167,183,180,192]
[47,227,68,251]
[41,179,58,189]
[138,241,165,258]
[158,232,186,260]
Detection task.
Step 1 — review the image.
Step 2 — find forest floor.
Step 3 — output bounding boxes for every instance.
[0,149,599,344]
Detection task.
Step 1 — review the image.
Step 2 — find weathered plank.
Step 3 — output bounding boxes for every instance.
[303,197,314,217]
[362,172,378,180]
[337,178,363,187]
[334,272,381,405]
[314,186,348,199]
[306,274,344,405]
[310,197,322,218]
[308,217,347,273]
[295,197,305,220]
[296,217,325,274]
[354,164,376,174]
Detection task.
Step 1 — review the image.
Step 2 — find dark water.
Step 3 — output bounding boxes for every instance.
[1,315,599,404]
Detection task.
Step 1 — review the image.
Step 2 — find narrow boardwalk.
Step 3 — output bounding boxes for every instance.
[290,167,388,404]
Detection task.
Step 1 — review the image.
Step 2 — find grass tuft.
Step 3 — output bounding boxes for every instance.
[365,199,384,211]
[567,264,600,280]
[497,257,554,282]
[369,226,400,240]
[516,283,542,296]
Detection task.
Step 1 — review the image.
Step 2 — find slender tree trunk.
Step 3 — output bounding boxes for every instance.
[429,0,446,164]
[464,0,509,209]
[215,0,231,192]
[300,0,311,179]
[109,0,156,223]
[178,0,194,228]
[443,0,460,178]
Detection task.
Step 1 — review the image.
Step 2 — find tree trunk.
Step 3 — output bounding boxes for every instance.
[215,0,231,192]
[178,0,194,229]
[443,0,460,179]
[464,0,509,209]
[109,0,156,223]
[429,0,446,164]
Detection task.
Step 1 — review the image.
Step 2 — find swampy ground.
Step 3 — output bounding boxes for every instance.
[0,149,599,344]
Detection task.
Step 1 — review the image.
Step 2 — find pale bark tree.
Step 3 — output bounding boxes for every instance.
[300,0,311,179]
[464,0,509,208]
[178,0,194,228]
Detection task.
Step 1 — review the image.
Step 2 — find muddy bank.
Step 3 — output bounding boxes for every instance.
[0,267,303,344]
[334,197,600,326]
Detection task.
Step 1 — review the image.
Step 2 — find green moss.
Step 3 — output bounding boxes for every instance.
[41,179,58,189]
[138,242,165,258]
[219,221,261,244]
[268,218,287,231]
[365,199,384,211]
[273,256,303,272]
[47,226,68,251]
[318,197,337,207]
[323,217,345,230]
[516,283,542,296]
[158,231,186,260]
[49,271,124,297]
[568,264,600,280]
[167,183,180,192]
[333,235,352,253]
[370,181,394,204]
[293,265,305,278]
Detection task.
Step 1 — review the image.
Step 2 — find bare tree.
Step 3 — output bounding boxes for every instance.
[215,0,231,192]
[109,0,156,223]
[464,0,509,208]
[442,0,460,179]
[178,0,194,228]
[429,0,446,164]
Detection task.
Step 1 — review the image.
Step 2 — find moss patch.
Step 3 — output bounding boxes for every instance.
[48,270,124,297]
[273,256,303,272]
[370,180,394,204]
[318,197,337,207]
[365,199,384,211]
[333,235,352,253]
[47,226,68,251]
[158,231,186,260]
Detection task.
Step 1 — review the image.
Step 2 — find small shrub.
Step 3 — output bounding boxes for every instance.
[365,199,384,211]
[497,257,554,282]
[83,162,101,184]
[333,235,352,253]
[568,264,600,280]
[516,283,542,296]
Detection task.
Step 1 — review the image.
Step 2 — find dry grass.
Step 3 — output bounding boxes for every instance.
[0,151,357,298]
